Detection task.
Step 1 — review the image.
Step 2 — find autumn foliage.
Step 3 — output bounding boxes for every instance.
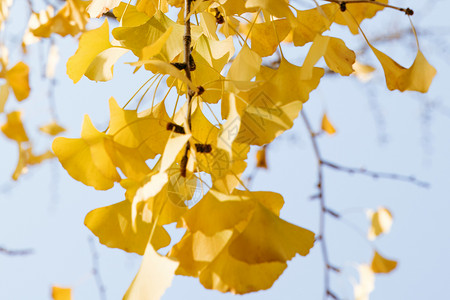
[0,0,437,299]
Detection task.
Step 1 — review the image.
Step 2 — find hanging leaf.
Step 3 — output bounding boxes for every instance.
[321,113,336,135]
[368,207,393,240]
[371,251,397,274]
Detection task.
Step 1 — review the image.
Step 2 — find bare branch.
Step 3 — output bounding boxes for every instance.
[88,237,106,300]
[0,246,33,256]
[321,160,430,188]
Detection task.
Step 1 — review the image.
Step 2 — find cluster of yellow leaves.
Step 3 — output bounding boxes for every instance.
[1,111,57,180]
[40,0,436,298]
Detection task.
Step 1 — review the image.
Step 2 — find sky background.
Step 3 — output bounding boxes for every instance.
[1,0,450,299]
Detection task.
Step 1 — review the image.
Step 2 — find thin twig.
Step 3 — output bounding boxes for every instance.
[88,237,106,300]
[321,160,430,188]
[301,110,339,300]
[0,246,33,256]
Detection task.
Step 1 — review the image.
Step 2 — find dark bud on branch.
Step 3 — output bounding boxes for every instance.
[167,122,186,134]
[195,143,212,153]
[340,2,346,12]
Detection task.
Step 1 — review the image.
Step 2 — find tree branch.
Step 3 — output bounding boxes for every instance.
[0,246,33,256]
[321,160,430,188]
[301,110,339,300]
[88,237,106,300]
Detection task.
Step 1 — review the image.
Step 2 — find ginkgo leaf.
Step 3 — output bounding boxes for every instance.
[292,6,333,47]
[67,19,128,83]
[334,2,387,35]
[370,47,436,93]
[187,35,234,103]
[85,200,170,255]
[6,62,30,101]
[113,11,201,62]
[226,44,261,93]
[51,286,71,300]
[200,11,218,40]
[1,111,29,142]
[137,0,169,18]
[113,3,151,27]
[123,244,178,300]
[368,207,392,240]
[321,113,336,135]
[141,26,173,60]
[107,97,171,160]
[22,6,54,46]
[12,144,54,180]
[52,115,120,190]
[371,251,397,274]
[198,238,287,294]
[228,201,315,264]
[249,19,290,57]
[245,0,295,24]
[88,0,121,18]
[302,35,355,78]
[40,121,66,136]
[31,0,89,37]
[353,264,375,300]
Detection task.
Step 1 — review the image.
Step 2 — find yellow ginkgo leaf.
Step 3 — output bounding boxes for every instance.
[113,3,150,27]
[6,62,30,101]
[371,251,397,274]
[226,44,261,93]
[11,144,54,180]
[292,6,333,47]
[137,0,169,18]
[353,264,375,300]
[31,0,89,37]
[368,206,392,240]
[1,111,29,142]
[67,19,127,83]
[39,121,66,136]
[52,115,121,190]
[85,200,170,255]
[87,0,121,18]
[200,11,218,40]
[51,286,71,300]
[22,6,55,46]
[123,244,178,300]
[113,11,202,62]
[250,19,290,57]
[107,97,171,160]
[302,35,355,78]
[189,35,234,103]
[245,0,295,24]
[371,47,436,93]
[334,2,387,35]
[198,238,287,294]
[321,113,336,135]
[228,202,315,264]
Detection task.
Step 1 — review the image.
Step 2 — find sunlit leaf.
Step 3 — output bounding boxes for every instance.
[249,19,290,57]
[370,47,436,93]
[124,244,178,300]
[6,62,30,101]
[85,200,170,255]
[88,0,121,18]
[1,111,29,142]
